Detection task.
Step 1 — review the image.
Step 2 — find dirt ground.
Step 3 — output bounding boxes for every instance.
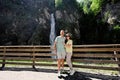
[0,70,63,80]
[0,66,120,80]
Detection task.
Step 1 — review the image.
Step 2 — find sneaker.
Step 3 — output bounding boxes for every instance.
[70,70,75,75]
[60,69,65,74]
[58,71,61,77]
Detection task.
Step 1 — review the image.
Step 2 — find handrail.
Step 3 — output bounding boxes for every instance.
[0,44,120,71]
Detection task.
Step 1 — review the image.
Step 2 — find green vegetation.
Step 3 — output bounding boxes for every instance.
[55,0,63,8]
[112,25,120,43]
[76,0,120,44]
[90,0,103,15]
[113,25,120,30]
[78,0,103,15]
[103,11,111,22]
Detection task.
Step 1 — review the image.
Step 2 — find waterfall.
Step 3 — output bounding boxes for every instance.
[50,13,56,45]
[49,13,56,58]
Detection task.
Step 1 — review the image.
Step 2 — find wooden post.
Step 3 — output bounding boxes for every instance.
[114,51,120,73]
[0,47,6,70]
[32,46,36,69]
[113,45,120,72]
[114,51,118,61]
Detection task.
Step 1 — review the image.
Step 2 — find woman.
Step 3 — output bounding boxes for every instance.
[65,33,75,75]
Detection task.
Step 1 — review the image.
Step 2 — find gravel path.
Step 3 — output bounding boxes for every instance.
[0,70,64,80]
[0,66,120,80]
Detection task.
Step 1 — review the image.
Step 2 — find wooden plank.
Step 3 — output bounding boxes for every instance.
[33,49,51,52]
[72,59,120,64]
[73,44,120,48]
[0,45,50,48]
[0,49,4,51]
[0,62,57,66]
[114,54,120,58]
[73,53,115,58]
[5,49,34,52]
[34,63,57,66]
[0,53,32,56]
[34,53,56,56]
[0,53,56,57]
[73,48,120,52]
[0,57,56,61]
[0,62,33,65]
[35,58,56,61]
[0,57,32,61]
[0,44,120,48]
[73,65,120,71]
[4,49,51,52]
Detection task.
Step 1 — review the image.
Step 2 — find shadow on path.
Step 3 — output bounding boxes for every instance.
[0,67,120,80]
[59,72,120,80]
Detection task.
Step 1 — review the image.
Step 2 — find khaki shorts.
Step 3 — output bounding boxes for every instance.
[57,52,66,59]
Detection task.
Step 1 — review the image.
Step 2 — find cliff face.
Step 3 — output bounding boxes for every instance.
[0,0,120,45]
[102,1,120,43]
[0,0,81,45]
[55,0,81,44]
[0,0,54,45]
[103,2,120,26]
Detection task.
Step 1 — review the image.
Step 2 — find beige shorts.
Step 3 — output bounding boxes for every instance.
[57,52,66,59]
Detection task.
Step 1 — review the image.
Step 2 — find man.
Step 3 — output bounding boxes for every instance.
[54,30,66,77]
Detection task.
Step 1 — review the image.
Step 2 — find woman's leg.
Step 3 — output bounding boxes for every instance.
[66,52,75,75]
[66,52,73,70]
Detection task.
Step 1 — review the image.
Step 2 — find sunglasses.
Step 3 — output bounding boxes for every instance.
[66,36,70,37]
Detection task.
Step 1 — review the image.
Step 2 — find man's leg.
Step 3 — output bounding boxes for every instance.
[58,59,61,71]
[61,59,64,69]
[57,59,62,76]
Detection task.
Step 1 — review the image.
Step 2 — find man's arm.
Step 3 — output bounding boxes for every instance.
[53,41,56,50]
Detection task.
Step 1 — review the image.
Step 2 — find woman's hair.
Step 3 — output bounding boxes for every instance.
[66,33,72,39]
[65,33,72,44]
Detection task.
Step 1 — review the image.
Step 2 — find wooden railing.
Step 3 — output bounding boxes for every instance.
[0,44,120,71]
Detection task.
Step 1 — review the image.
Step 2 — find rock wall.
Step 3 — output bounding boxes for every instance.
[0,0,54,45]
[0,0,82,45]
[1,0,119,45]
[55,0,81,44]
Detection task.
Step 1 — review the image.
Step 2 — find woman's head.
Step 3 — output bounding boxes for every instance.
[66,33,72,40]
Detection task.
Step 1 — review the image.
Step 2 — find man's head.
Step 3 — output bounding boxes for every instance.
[60,30,64,36]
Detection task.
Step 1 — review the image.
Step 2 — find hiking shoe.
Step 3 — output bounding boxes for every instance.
[58,71,61,77]
[70,70,75,75]
[60,69,65,73]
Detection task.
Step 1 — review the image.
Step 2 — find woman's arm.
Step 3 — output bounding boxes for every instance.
[65,40,72,48]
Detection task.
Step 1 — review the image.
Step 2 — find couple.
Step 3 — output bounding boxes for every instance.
[54,30,75,77]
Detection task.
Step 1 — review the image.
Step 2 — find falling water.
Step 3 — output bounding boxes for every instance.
[50,13,56,45]
[50,13,56,58]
